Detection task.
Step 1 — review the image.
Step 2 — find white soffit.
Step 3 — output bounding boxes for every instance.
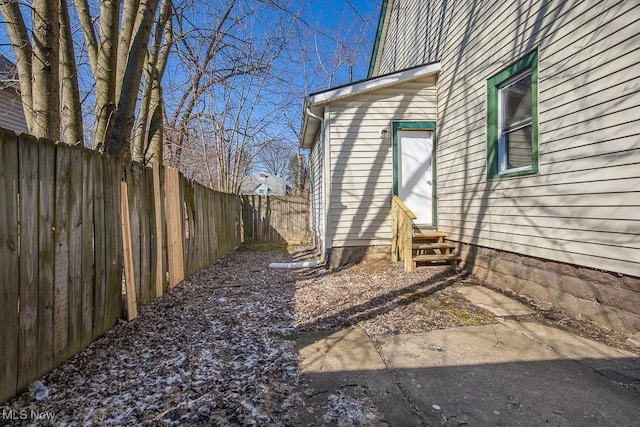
[307,62,441,106]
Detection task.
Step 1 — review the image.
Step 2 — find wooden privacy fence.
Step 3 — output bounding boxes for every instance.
[242,195,309,243]
[181,175,242,277]
[0,129,242,402]
[0,131,123,403]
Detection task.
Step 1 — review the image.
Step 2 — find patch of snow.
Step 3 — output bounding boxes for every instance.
[323,391,387,427]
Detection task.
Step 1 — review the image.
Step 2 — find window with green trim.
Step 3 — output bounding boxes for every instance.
[487,50,538,178]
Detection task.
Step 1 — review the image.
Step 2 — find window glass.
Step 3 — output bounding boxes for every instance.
[504,125,532,169]
[487,50,537,178]
[499,70,533,173]
[500,73,532,130]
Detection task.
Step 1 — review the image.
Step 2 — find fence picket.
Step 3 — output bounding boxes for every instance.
[128,164,142,300]
[37,139,56,378]
[80,149,95,349]
[53,143,70,367]
[17,134,40,390]
[92,154,107,339]
[142,166,154,300]
[121,181,137,320]
[241,195,309,244]
[67,145,84,357]
[0,130,19,402]
[165,167,184,287]
[104,155,122,329]
[152,163,164,297]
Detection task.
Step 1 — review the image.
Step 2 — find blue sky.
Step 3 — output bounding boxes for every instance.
[299,0,382,89]
[0,1,384,176]
[0,1,383,106]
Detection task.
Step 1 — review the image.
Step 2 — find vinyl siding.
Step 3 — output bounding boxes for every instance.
[374,0,640,277]
[309,134,324,248]
[326,76,438,247]
[0,88,27,133]
[378,0,446,74]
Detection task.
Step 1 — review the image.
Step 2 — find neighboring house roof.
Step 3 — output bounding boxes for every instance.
[299,62,441,149]
[0,54,19,84]
[240,173,289,196]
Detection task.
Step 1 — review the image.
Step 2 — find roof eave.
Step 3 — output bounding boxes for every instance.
[308,62,441,107]
[299,102,323,149]
[299,61,441,150]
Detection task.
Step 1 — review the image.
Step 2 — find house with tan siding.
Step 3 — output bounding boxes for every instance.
[299,0,640,335]
[0,55,28,134]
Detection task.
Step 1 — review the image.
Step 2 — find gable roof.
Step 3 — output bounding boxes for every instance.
[368,0,390,78]
[299,61,441,149]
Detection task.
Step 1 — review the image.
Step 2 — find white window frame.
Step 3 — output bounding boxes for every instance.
[497,70,533,174]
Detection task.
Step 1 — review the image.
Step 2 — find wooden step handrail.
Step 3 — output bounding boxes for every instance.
[392,195,416,220]
[391,195,416,272]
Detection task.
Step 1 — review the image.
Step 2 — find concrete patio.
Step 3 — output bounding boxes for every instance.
[296,286,640,425]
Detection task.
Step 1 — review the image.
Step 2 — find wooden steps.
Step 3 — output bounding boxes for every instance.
[391,196,460,272]
[413,232,447,239]
[412,242,456,251]
[413,253,460,262]
[410,231,460,270]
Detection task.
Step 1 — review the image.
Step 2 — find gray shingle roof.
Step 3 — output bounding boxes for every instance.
[240,173,288,195]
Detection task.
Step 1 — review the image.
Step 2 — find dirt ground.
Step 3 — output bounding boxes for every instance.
[2,244,637,426]
[293,246,636,352]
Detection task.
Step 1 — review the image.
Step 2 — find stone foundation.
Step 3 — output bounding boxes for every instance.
[328,245,390,269]
[459,243,640,335]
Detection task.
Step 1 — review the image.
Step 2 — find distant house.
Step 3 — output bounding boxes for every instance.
[0,54,28,133]
[300,1,640,335]
[240,172,290,196]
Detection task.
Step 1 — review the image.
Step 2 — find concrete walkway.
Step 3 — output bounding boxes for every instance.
[296,286,640,426]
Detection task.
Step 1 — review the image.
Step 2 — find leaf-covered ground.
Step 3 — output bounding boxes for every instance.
[294,257,496,339]
[3,244,634,426]
[4,246,304,426]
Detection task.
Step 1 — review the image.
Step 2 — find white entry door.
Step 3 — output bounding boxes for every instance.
[398,130,433,225]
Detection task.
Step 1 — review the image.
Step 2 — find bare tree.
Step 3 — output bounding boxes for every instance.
[294,3,376,90]
[164,0,259,168]
[1,0,375,180]
[206,51,286,194]
[1,1,60,140]
[288,150,309,196]
[102,0,162,162]
[132,0,173,164]
[59,0,83,145]
[257,140,294,178]
[163,0,297,192]
[1,0,168,163]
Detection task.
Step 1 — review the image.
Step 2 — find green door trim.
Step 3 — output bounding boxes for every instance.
[392,121,438,227]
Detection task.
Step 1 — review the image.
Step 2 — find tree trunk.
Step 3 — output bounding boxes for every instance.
[106,0,161,162]
[30,0,60,140]
[296,149,303,194]
[0,1,34,133]
[146,84,165,164]
[59,0,84,145]
[92,0,120,150]
[133,0,172,163]
[115,0,140,105]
